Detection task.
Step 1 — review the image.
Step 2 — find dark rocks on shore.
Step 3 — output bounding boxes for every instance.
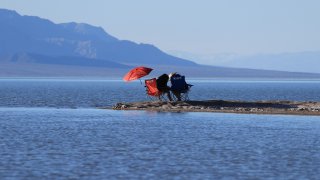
[110,100,320,116]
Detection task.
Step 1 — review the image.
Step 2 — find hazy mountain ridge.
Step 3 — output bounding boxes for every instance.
[0,8,196,66]
[169,50,320,73]
[0,8,319,78]
[222,51,320,73]
[0,53,130,68]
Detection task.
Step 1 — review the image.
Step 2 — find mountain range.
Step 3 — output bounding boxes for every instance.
[0,8,319,78]
[214,51,320,73]
[169,51,320,74]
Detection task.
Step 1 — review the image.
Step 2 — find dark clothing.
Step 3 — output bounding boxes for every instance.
[156,74,170,92]
[156,74,172,101]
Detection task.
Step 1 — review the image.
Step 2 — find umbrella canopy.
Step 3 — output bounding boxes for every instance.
[123,66,153,82]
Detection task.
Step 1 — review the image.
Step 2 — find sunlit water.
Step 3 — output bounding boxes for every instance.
[1,79,320,179]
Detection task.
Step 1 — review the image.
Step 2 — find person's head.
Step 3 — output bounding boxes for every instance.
[169,72,177,79]
[158,74,169,81]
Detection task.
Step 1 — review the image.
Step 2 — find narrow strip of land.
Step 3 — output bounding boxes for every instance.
[110,100,320,116]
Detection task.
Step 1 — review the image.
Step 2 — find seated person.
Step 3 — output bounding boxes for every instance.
[156,74,172,101]
[169,72,190,101]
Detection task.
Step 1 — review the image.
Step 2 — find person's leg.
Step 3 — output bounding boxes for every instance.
[163,86,172,101]
[173,91,181,101]
[166,91,172,101]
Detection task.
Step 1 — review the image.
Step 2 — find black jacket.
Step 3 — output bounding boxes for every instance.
[156,74,169,91]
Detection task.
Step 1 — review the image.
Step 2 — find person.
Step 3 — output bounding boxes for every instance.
[156,74,172,101]
[169,72,190,101]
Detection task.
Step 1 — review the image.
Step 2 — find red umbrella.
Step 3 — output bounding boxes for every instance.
[123,66,153,82]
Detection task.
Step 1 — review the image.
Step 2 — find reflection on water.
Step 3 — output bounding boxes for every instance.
[1,108,320,179]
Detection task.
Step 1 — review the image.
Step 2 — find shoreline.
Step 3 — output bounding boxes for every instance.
[110,100,320,116]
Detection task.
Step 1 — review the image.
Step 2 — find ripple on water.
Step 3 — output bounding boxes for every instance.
[0,108,320,179]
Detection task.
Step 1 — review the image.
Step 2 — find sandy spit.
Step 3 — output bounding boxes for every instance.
[106,100,320,116]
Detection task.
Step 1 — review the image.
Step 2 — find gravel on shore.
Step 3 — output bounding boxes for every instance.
[109,100,320,116]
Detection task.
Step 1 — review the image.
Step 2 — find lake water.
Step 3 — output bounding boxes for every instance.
[1,79,320,179]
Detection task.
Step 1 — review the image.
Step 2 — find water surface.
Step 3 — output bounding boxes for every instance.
[1,79,320,108]
[1,79,320,179]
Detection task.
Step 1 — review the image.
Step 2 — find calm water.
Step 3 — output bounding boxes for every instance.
[1,79,320,108]
[1,79,320,179]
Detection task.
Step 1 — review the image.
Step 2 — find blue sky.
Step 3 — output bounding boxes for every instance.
[1,0,320,56]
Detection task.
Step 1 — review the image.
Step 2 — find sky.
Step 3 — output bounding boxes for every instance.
[1,0,320,57]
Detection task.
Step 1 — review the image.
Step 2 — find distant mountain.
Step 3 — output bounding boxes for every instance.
[216,51,320,73]
[0,8,320,78]
[0,53,130,68]
[170,50,320,73]
[0,8,196,66]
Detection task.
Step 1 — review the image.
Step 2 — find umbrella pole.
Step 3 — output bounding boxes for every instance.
[139,79,142,85]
